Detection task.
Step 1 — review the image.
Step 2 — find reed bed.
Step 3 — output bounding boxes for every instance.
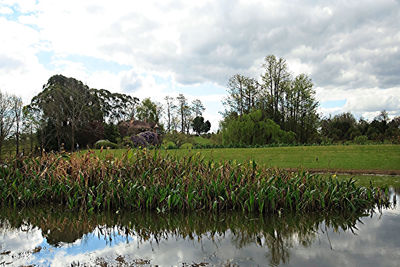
[0,149,390,213]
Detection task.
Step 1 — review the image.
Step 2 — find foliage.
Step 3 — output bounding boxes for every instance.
[27,75,105,151]
[94,140,119,149]
[0,150,390,213]
[136,98,162,124]
[223,56,319,143]
[0,91,17,157]
[163,141,177,149]
[320,112,400,144]
[353,135,368,145]
[130,135,148,148]
[90,89,139,123]
[163,131,192,147]
[138,131,160,146]
[103,123,120,144]
[176,94,191,134]
[180,142,193,149]
[221,109,296,146]
[191,116,211,135]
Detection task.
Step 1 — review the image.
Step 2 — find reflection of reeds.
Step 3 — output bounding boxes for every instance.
[0,149,390,213]
[0,207,369,266]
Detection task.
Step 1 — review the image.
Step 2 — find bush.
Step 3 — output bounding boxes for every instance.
[163,141,177,149]
[94,140,119,149]
[353,135,368,145]
[180,143,193,149]
[138,131,160,146]
[130,135,148,148]
[163,132,192,147]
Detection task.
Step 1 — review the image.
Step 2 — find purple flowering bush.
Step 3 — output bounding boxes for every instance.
[130,135,148,148]
[138,131,160,146]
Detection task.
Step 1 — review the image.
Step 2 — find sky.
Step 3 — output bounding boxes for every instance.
[0,0,399,131]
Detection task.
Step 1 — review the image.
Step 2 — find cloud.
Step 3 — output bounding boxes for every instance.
[0,0,399,127]
[120,71,143,93]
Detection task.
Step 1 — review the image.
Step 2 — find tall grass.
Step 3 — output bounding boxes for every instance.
[0,149,390,213]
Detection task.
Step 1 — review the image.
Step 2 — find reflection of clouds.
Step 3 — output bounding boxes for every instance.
[0,226,44,266]
[287,208,400,267]
[0,198,399,266]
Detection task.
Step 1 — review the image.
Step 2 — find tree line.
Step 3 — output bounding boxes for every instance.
[221,55,319,146]
[221,55,399,146]
[0,74,211,154]
[1,55,399,154]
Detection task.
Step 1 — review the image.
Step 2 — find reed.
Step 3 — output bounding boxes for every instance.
[0,149,390,213]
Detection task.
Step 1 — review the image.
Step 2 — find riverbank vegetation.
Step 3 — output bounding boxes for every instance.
[0,149,390,213]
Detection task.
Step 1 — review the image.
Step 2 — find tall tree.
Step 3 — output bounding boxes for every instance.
[164,96,176,132]
[92,89,139,123]
[177,94,189,133]
[11,95,23,155]
[0,91,15,158]
[29,75,103,151]
[260,55,291,124]
[285,74,319,143]
[137,98,162,124]
[191,99,205,117]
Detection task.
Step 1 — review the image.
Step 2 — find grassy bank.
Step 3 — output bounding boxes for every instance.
[95,145,400,172]
[165,145,400,171]
[0,149,390,213]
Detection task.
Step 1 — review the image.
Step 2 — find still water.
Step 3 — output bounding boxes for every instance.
[0,189,399,267]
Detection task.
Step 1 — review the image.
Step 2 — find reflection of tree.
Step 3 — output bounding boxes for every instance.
[0,207,368,265]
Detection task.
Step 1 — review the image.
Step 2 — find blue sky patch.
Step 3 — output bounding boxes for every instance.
[320,99,346,109]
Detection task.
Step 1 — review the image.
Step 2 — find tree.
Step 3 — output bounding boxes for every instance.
[222,56,319,143]
[223,74,257,116]
[0,91,15,158]
[92,89,139,123]
[260,55,291,124]
[191,99,205,117]
[191,116,211,135]
[137,98,162,124]
[321,113,358,141]
[221,109,295,146]
[286,74,319,143]
[11,95,23,155]
[164,96,176,132]
[177,94,190,133]
[28,75,104,151]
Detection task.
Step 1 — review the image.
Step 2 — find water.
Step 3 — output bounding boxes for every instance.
[0,189,399,267]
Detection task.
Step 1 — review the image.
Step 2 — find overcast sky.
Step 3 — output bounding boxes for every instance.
[1,0,399,131]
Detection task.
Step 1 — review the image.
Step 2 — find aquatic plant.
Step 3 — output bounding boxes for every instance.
[0,149,390,213]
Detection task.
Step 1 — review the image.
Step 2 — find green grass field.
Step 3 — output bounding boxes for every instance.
[90,144,400,187]
[164,145,400,171]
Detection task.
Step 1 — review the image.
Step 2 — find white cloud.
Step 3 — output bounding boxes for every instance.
[0,6,12,14]
[0,0,399,127]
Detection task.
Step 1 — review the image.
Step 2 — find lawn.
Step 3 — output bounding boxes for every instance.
[89,145,400,187]
[159,145,400,172]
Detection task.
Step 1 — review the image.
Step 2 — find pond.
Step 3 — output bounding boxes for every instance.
[0,188,399,267]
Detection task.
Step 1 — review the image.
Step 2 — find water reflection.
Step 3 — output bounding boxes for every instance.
[0,190,399,266]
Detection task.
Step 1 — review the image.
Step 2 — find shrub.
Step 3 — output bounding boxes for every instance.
[180,143,193,149]
[130,135,148,148]
[94,140,119,149]
[138,131,160,146]
[163,141,177,149]
[353,135,368,145]
[163,132,192,147]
